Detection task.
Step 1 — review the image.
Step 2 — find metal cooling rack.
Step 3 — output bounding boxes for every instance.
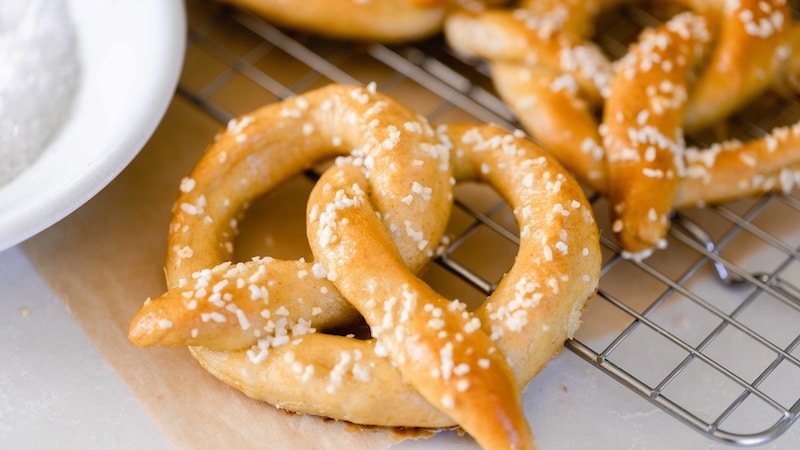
[180,0,800,446]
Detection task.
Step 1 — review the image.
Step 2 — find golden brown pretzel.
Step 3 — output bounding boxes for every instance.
[445,0,799,258]
[128,84,601,449]
[219,0,507,43]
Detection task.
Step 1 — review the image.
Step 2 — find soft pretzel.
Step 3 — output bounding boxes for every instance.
[445,0,800,258]
[218,0,507,43]
[128,84,601,449]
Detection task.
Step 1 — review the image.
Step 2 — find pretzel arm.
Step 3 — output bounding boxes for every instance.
[676,124,800,206]
[128,258,360,350]
[444,124,601,384]
[191,334,455,428]
[602,13,710,255]
[490,62,608,192]
[684,0,790,131]
[444,7,612,103]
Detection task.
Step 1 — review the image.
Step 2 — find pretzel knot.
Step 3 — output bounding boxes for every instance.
[128,84,601,449]
[446,0,800,259]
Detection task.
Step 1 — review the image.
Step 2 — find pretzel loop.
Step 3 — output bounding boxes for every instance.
[128,85,601,449]
[129,84,452,350]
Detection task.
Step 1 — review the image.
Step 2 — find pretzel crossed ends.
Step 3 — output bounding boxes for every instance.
[129,84,602,449]
[444,0,800,258]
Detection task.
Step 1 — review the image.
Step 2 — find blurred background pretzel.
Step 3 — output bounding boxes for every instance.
[445,0,800,258]
[219,0,509,43]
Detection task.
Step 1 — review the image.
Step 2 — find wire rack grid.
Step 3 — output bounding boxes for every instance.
[179,0,800,446]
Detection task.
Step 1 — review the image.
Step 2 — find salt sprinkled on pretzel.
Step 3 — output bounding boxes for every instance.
[128,84,601,449]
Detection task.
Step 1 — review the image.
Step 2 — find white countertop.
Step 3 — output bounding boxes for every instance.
[0,245,170,450]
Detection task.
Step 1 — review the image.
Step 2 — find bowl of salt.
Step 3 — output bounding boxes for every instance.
[0,0,186,251]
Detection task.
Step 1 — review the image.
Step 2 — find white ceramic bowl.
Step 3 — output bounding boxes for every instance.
[0,0,186,251]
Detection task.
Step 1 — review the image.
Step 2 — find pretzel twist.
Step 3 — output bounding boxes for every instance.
[128,85,601,449]
[445,0,800,258]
